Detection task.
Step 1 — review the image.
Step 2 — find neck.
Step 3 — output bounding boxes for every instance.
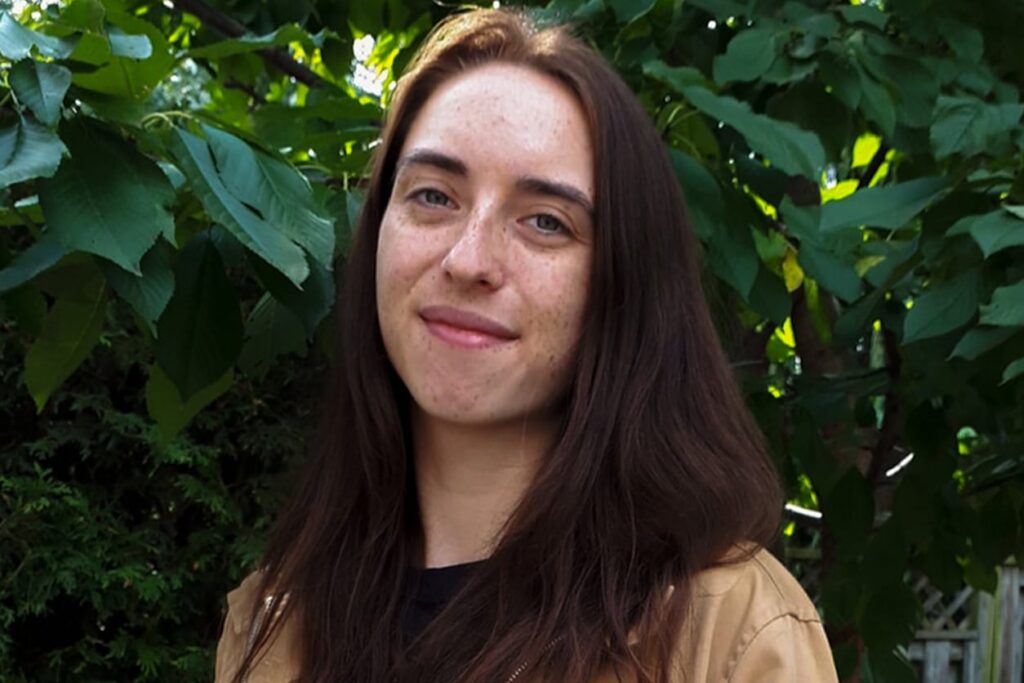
[412,408,557,568]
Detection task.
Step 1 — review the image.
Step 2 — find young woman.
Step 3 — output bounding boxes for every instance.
[216,8,838,683]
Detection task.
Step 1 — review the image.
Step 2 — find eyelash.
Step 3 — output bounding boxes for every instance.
[409,188,571,237]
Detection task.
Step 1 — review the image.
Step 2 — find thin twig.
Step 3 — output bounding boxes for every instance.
[170,0,329,89]
[858,143,890,189]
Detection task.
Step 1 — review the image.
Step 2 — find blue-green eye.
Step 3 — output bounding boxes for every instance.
[414,188,452,207]
[530,214,568,235]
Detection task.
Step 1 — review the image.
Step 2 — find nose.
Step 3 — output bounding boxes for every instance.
[440,208,505,289]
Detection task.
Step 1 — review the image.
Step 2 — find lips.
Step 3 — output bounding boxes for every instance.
[419,305,518,349]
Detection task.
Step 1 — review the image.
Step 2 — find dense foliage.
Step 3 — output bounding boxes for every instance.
[1,0,1022,680]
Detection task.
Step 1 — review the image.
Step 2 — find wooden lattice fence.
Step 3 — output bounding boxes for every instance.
[785,546,1023,682]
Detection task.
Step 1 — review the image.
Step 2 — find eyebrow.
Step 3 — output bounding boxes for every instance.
[395,148,594,216]
[515,176,594,216]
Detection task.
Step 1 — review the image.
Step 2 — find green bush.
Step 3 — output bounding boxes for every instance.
[1,0,1022,680]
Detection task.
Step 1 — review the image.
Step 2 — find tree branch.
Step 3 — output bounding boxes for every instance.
[858,143,890,190]
[171,0,329,89]
[866,328,903,486]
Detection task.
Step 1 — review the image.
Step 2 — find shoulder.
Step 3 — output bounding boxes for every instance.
[215,571,300,683]
[671,546,838,683]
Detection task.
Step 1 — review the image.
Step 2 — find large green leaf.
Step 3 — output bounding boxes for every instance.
[202,125,335,268]
[107,25,151,58]
[145,364,233,441]
[186,24,316,59]
[782,199,861,302]
[155,232,243,401]
[0,236,67,293]
[661,80,825,179]
[947,209,1024,258]
[855,62,896,138]
[38,119,175,275]
[98,241,175,335]
[69,13,172,98]
[903,269,981,343]
[1002,358,1024,385]
[23,268,107,411]
[170,128,309,286]
[669,148,722,241]
[607,0,656,23]
[8,59,72,126]
[712,27,778,84]
[930,95,1024,159]
[0,12,76,60]
[248,252,334,337]
[979,280,1024,327]
[0,115,68,187]
[643,60,706,93]
[237,294,307,379]
[819,177,948,232]
[948,326,1018,360]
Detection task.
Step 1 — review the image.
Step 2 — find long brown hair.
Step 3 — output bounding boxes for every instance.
[233,8,781,683]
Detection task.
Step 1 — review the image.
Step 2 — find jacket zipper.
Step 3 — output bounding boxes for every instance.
[505,636,563,683]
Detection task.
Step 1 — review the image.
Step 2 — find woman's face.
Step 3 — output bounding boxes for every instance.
[376,63,594,428]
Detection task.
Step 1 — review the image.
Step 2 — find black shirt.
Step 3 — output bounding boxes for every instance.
[401,561,480,640]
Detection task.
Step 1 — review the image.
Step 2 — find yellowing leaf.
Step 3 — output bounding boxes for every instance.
[852,133,881,168]
[782,250,804,292]
[821,179,859,204]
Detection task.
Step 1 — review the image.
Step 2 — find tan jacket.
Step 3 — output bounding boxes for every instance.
[215,548,839,683]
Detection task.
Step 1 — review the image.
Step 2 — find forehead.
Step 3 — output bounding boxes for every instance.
[399,63,594,195]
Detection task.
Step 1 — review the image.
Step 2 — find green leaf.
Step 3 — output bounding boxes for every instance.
[58,0,105,33]
[862,647,918,683]
[155,232,243,401]
[948,326,1018,360]
[948,209,1024,258]
[2,283,46,335]
[202,125,334,268]
[607,0,656,24]
[745,264,790,325]
[798,242,861,303]
[824,468,874,557]
[169,127,309,286]
[855,63,895,138]
[248,251,334,337]
[1001,358,1024,385]
[781,199,861,302]
[642,60,706,93]
[0,115,68,187]
[903,269,981,343]
[237,294,307,379]
[23,269,107,411]
[712,27,778,84]
[0,12,77,60]
[69,13,173,99]
[8,59,72,126]
[186,24,315,59]
[38,119,175,275]
[838,5,887,30]
[145,364,233,441]
[0,236,67,293]
[669,148,722,241]
[678,86,825,179]
[97,241,175,335]
[979,280,1024,327]
[930,96,1024,159]
[819,177,947,232]
[107,25,151,58]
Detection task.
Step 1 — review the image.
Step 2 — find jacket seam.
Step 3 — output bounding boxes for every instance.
[723,611,824,683]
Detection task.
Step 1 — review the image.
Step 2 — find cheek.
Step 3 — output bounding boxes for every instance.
[376,217,427,302]
[529,258,591,366]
